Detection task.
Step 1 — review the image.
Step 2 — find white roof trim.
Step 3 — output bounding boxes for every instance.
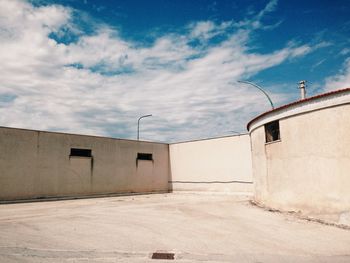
[248,90,350,132]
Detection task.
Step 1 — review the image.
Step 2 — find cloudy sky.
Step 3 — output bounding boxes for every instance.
[0,0,349,142]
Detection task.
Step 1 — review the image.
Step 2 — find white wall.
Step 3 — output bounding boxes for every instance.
[0,127,170,201]
[169,135,253,193]
[250,102,350,220]
[1,129,254,202]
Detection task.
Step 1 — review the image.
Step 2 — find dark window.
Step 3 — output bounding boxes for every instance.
[70,148,92,157]
[151,252,175,260]
[137,153,153,161]
[265,121,280,143]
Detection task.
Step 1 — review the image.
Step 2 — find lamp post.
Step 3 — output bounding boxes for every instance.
[237,80,275,109]
[137,114,152,140]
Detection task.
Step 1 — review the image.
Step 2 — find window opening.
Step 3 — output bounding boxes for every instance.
[70,148,92,157]
[137,153,153,161]
[265,121,280,143]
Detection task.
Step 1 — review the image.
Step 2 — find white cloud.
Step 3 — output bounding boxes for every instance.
[234,0,279,30]
[257,0,278,20]
[0,0,317,142]
[189,20,233,41]
[324,58,350,92]
[340,48,350,56]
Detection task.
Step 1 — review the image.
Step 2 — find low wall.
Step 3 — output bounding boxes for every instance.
[169,135,253,193]
[0,127,170,201]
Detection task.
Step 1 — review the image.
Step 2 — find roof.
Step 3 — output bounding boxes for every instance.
[247,87,350,131]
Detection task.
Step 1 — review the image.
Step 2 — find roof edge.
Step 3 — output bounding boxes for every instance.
[170,133,248,145]
[0,126,168,145]
[247,87,350,131]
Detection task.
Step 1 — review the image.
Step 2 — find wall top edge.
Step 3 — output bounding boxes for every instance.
[170,133,249,145]
[0,125,168,145]
[247,87,350,132]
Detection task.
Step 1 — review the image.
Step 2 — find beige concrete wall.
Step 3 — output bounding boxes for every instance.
[250,103,350,215]
[0,127,170,201]
[169,135,253,193]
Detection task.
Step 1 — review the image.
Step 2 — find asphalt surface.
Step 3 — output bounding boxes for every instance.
[0,193,350,262]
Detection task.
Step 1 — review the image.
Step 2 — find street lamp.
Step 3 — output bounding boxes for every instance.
[137,114,152,140]
[237,80,275,109]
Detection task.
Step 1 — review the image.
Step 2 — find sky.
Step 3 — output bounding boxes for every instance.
[0,0,349,142]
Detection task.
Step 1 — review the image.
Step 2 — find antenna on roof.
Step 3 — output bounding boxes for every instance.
[298,80,307,100]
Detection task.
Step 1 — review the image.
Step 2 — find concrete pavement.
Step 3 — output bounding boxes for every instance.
[0,193,350,262]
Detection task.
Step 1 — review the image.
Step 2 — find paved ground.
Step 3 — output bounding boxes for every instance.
[0,193,350,262]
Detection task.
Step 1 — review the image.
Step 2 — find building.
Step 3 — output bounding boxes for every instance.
[248,88,350,224]
[0,127,170,200]
[1,88,350,226]
[0,127,253,201]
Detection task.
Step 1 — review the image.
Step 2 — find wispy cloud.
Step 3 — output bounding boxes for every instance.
[0,0,318,142]
[311,58,326,71]
[257,0,278,19]
[324,58,350,91]
[234,0,279,30]
[340,48,350,56]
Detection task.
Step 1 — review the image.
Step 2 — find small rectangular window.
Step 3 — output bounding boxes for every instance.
[265,120,280,143]
[70,148,92,157]
[137,153,153,161]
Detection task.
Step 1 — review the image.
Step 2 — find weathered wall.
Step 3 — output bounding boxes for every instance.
[0,127,170,201]
[169,135,253,193]
[250,103,350,215]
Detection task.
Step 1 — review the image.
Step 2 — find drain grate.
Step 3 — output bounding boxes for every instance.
[151,252,175,260]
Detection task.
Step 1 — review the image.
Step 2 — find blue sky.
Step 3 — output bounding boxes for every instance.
[1,0,349,142]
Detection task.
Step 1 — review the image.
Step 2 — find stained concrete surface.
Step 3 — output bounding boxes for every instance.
[0,193,350,262]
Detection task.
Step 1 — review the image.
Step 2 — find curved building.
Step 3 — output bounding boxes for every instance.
[247,88,350,220]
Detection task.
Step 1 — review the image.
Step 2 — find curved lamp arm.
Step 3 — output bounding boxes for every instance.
[137,114,152,140]
[237,80,274,109]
